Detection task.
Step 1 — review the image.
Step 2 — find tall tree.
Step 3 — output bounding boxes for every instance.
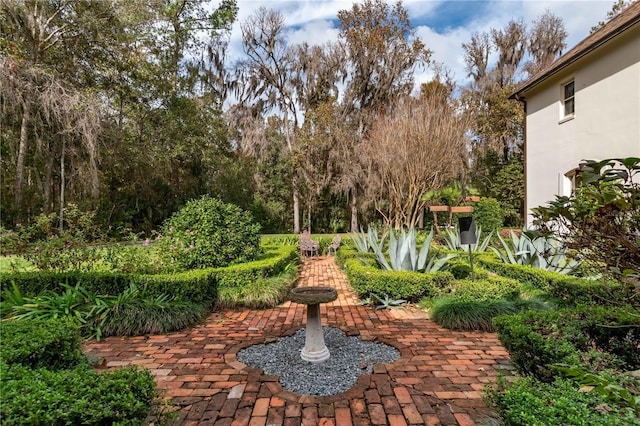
[462,12,567,226]
[364,83,470,229]
[337,0,430,230]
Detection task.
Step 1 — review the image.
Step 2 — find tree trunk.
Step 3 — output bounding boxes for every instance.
[44,142,55,213]
[293,183,300,234]
[59,139,66,233]
[15,102,31,216]
[350,193,358,232]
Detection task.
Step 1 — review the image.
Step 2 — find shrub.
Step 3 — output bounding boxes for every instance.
[477,255,632,307]
[473,197,503,233]
[159,196,261,270]
[487,376,640,426]
[493,306,640,382]
[1,363,158,425]
[532,157,640,285]
[0,318,85,369]
[343,258,452,301]
[447,276,522,301]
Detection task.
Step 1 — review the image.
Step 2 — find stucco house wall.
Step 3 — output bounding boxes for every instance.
[514,4,640,225]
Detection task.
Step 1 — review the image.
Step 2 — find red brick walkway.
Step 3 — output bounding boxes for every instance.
[84,257,513,425]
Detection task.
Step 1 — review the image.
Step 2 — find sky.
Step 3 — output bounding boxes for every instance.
[227,0,614,89]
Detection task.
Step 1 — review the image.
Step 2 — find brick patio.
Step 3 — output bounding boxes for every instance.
[84,256,513,425]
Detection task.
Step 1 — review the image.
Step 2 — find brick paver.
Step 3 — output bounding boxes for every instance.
[84,256,513,425]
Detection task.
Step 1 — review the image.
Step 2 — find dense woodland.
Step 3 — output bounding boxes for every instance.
[1,0,573,235]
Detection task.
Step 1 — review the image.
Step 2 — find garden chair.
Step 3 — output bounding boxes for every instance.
[327,234,341,255]
[299,230,320,257]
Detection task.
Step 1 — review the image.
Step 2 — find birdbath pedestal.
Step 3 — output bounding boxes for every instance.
[289,286,338,363]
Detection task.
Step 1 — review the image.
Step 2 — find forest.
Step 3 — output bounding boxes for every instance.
[1,0,570,235]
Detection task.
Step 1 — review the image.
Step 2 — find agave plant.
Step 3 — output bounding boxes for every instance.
[491,230,580,274]
[443,225,493,252]
[350,225,387,253]
[372,227,457,272]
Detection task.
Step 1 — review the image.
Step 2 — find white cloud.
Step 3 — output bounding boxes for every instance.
[227,0,615,90]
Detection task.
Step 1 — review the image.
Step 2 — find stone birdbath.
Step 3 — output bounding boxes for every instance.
[289,286,338,363]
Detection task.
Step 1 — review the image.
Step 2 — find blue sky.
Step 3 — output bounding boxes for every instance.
[229,1,614,88]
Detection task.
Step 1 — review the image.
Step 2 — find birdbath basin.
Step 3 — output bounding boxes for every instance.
[289,286,338,363]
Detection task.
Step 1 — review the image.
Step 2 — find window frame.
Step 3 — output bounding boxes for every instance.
[560,79,575,122]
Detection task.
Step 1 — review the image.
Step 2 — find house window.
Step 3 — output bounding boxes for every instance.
[562,80,575,118]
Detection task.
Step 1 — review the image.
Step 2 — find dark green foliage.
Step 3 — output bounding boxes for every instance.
[0,271,132,298]
[159,196,261,270]
[430,297,544,332]
[493,312,581,381]
[343,257,452,301]
[533,157,640,285]
[0,319,85,369]
[448,276,522,301]
[431,298,518,331]
[477,254,633,307]
[493,306,640,382]
[1,364,158,425]
[216,262,299,309]
[473,197,504,233]
[1,245,299,308]
[487,376,640,426]
[100,299,208,337]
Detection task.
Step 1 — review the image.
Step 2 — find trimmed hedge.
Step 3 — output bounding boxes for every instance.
[1,363,158,425]
[342,257,453,301]
[446,275,522,301]
[0,317,160,425]
[493,305,640,382]
[0,245,299,305]
[477,254,634,307]
[1,319,85,370]
[487,376,640,426]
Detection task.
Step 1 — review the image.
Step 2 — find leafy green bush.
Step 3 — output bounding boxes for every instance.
[477,255,632,307]
[487,376,640,426]
[533,157,640,285]
[1,363,158,425]
[447,276,522,301]
[343,257,452,301]
[473,197,503,233]
[493,306,640,382]
[159,196,261,270]
[0,318,85,369]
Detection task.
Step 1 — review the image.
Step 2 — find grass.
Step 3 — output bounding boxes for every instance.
[429,296,548,332]
[216,262,299,309]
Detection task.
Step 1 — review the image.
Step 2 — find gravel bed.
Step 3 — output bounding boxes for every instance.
[237,326,399,396]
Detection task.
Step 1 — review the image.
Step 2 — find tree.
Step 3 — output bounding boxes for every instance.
[1,1,106,224]
[462,12,567,226]
[337,0,431,230]
[591,0,634,33]
[363,84,470,229]
[235,7,304,233]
